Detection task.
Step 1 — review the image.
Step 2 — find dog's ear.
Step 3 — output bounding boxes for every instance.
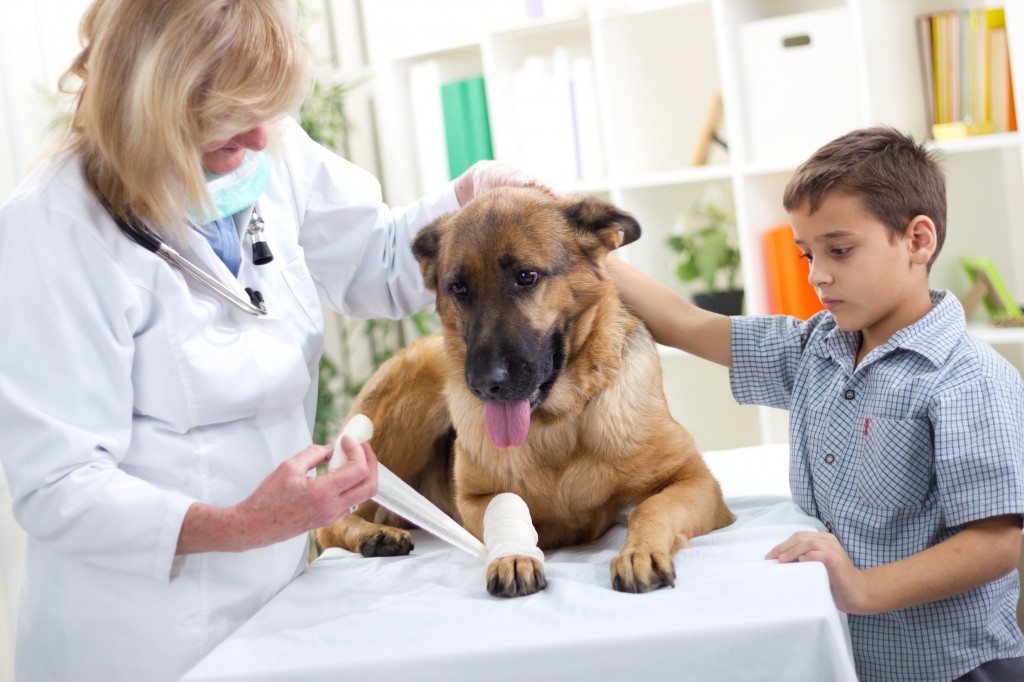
[412,211,454,291]
[562,195,641,253]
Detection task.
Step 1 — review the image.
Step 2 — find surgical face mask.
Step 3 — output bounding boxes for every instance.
[200,150,271,222]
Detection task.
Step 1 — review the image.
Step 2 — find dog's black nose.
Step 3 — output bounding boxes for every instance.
[467,364,512,401]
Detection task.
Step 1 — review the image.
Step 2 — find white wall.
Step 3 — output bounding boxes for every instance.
[0,4,90,679]
[0,1,89,203]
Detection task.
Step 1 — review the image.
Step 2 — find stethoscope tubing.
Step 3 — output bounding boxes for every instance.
[110,207,268,316]
[154,242,267,315]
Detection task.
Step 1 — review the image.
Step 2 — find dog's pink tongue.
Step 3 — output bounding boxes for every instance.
[483,400,531,449]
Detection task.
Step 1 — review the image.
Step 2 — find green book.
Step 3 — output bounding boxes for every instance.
[441,76,494,179]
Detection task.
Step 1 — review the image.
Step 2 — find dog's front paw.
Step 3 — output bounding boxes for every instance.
[610,549,676,593]
[358,528,414,557]
[486,556,547,598]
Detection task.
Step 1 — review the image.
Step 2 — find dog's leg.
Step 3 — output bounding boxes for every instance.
[459,495,547,598]
[611,476,734,593]
[314,500,414,557]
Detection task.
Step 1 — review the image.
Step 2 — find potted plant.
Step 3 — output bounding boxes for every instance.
[666,197,743,315]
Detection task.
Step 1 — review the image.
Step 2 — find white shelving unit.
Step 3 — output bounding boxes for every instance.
[358,0,1024,450]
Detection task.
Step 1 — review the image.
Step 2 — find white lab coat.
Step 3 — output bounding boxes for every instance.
[0,115,459,681]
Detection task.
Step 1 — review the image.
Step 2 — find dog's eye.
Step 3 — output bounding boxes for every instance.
[516,270,539,287]
[450,281,468,297]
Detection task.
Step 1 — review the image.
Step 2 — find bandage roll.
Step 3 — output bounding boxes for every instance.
[483,493,545,565]
[328,413,374,472]
[324,413,489,560]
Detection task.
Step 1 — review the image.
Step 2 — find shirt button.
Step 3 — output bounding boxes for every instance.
[843,389,855,400]
[825,521,833,532]
[824,453,836,464]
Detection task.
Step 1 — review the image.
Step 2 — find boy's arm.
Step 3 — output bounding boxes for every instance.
[606,256,733,367]
[767,514,1023,615]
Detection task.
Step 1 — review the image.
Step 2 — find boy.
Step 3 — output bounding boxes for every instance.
[608,126,1024,681]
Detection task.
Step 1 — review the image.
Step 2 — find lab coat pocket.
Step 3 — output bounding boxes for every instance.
[855,417,933,510]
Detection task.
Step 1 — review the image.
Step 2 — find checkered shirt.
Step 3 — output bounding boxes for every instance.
[730,290,1024,682]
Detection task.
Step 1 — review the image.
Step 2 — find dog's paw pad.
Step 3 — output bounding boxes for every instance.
[359,529,414,557]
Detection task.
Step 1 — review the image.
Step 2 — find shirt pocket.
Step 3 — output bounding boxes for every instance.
[855,417,934,510]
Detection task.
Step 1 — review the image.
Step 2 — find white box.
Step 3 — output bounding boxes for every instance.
[739,7,864,163]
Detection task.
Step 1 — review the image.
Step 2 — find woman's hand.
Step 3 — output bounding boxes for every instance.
[176,436,378,554]
[454,160,560,206]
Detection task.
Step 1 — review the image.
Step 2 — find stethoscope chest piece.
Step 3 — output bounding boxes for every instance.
[247,211,274,265]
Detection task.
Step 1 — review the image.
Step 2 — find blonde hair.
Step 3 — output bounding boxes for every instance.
[60,0,313,236]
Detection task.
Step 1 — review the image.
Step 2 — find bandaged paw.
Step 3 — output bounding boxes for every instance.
[328,414,374,472]
[483,493,545,565]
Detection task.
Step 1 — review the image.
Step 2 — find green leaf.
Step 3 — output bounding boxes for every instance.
[666,234,686,252]
[676,260,699,282]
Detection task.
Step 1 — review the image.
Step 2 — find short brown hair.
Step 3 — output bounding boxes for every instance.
[783,126,946,268]
[61,0,312,236]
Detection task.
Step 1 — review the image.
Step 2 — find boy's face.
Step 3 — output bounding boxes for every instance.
[789,193,935,354]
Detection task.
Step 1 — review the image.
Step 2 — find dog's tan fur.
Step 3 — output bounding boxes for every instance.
[316,188,735,596]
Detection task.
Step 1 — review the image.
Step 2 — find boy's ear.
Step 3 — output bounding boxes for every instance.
[412,211,455,292]
[906,215,937,266]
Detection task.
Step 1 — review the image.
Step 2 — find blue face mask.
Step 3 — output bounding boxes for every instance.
[200,150,271,221]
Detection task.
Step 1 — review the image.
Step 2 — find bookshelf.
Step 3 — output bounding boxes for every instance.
[357,0,1024,450]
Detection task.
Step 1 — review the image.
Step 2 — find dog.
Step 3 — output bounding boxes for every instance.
[316,188,735,597]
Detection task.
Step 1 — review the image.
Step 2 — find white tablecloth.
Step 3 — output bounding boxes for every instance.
[184,444,858,682]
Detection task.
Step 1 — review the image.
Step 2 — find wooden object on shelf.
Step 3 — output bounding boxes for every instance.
[960,256,1022,319]
[959,279,988,319]
[690,91,723,166]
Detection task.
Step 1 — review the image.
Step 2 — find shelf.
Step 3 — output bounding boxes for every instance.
[555,179,611,196]
[930,132,1023,156]
[360,0,1024,447]
[489,12,588,39]
[616,165,733,191]
[967,324,1024,345]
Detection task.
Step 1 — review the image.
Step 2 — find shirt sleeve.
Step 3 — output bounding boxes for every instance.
[0,198,194,583]
[932,370,1024,527]
[729,314,817,410]
[278,115,460,319]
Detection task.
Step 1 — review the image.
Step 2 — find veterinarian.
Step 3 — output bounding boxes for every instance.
[608,126,1024,682]
[0,1,547,680]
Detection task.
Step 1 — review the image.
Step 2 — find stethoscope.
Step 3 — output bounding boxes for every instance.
[110,206,274,316]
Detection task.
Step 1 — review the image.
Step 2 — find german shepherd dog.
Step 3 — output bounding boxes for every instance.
[316,188,735,597]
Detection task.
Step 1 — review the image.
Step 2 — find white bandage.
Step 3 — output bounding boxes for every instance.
[328,413,374,472]
[483,493,545,565]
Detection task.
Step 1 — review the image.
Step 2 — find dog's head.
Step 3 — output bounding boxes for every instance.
[412,187,640,449]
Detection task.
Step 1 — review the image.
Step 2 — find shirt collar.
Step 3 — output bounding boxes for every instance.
[814,290,965,370]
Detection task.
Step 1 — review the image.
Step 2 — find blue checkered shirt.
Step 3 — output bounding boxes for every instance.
[730,290,1024,682]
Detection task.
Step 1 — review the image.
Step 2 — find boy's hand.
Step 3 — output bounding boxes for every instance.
[769,516,1022,617]
[767,531,868,614]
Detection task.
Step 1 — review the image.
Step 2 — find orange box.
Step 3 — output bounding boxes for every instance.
[763,223,825,320]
